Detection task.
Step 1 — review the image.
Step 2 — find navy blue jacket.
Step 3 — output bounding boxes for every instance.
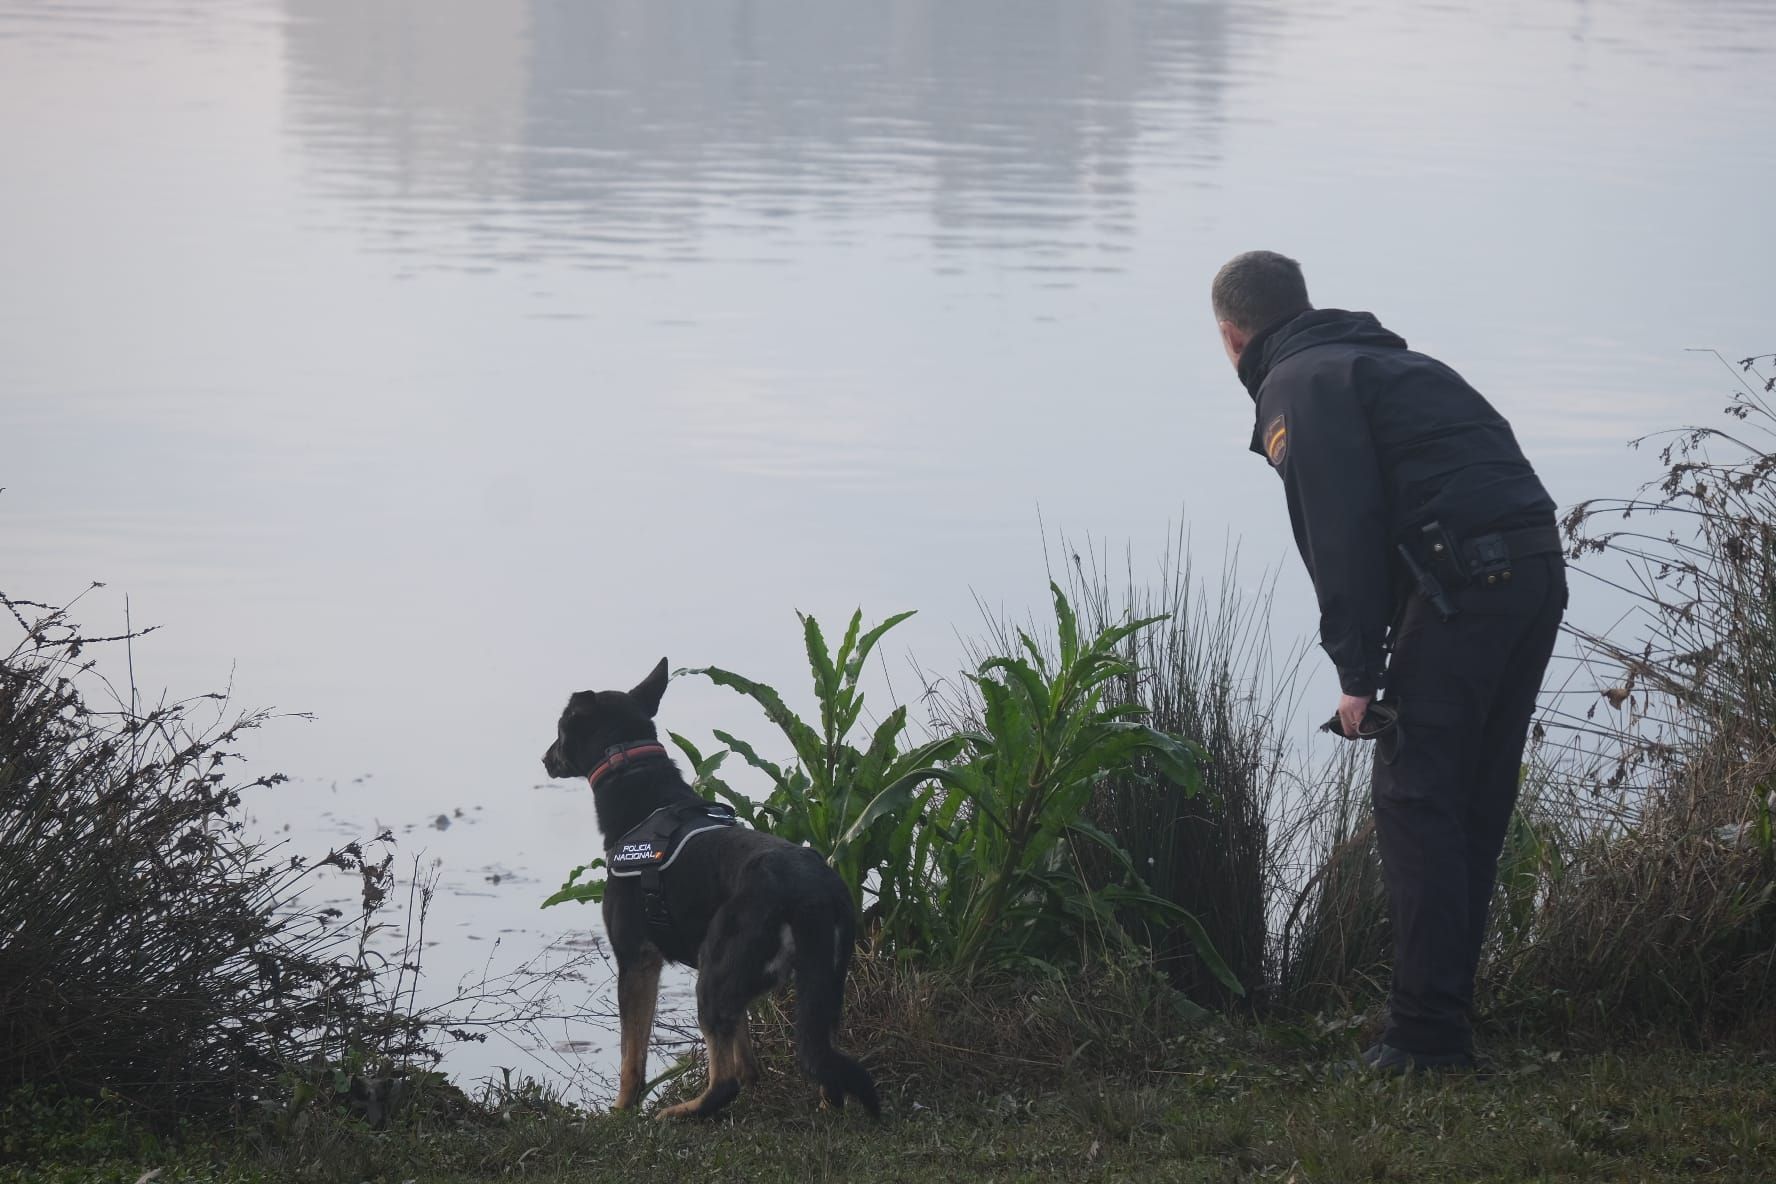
[1239,309,1555,697]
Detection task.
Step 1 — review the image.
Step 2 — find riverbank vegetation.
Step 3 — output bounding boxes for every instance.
[0,592,436,1127]
[3,355,1773,1180]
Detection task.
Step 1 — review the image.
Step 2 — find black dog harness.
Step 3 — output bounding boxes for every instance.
[589,742,739,939]
[608,800,739,934]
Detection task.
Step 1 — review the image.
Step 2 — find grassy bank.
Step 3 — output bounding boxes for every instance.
[6,1040,1774,1183]
[9,954,1775,1182]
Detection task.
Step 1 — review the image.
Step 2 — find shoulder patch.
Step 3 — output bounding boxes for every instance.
[1263,414,1288,467]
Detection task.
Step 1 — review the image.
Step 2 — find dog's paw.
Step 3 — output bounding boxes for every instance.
[656,1079,742,1120]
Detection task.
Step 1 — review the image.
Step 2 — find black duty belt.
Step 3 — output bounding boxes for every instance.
[607,800,738,938]
[1460,523,1564,582]
[1401,520,1564,623]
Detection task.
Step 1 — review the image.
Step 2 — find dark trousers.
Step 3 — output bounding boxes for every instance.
[1372,552,1566,1055]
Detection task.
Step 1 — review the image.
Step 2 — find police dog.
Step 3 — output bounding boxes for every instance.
[541,659,879,1119]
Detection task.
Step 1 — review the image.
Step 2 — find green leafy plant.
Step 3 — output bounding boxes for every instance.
[540,859,606,909]
[541,593,1237,1002]
[688,610,964,920]
[0,1085,150,1164]
[930,584,1237,987]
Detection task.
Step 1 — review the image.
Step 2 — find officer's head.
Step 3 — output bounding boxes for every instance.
[1211,250,1311,369]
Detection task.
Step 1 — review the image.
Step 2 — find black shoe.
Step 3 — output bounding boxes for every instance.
[1354,1042,1475,1076]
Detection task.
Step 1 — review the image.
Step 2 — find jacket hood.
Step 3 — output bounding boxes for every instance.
[1237,309,1407,398]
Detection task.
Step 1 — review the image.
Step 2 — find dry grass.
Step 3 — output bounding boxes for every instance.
[1269,749,1391,1013]
[1491,742,1776,1033]
[1484,352,1776,1034]
[660,950,1220,1119]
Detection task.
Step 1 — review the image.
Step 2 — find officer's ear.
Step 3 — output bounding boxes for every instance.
[629,657,669,718]
[1218,320,1250,368]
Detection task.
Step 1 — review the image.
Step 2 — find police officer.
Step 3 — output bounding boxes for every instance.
[1211,250,1566,1072]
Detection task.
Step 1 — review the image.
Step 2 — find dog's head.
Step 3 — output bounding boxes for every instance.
[540,657,670,779]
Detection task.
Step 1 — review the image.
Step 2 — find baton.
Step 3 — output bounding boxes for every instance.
[1396,543,1457,623]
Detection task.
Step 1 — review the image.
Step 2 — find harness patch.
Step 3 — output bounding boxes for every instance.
[1264,414,1288,467]
[610,842,665,870]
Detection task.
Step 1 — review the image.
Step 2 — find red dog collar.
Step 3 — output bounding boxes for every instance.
[587,741,670,790]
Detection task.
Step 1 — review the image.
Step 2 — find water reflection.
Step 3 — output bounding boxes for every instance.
[284,0,1273,271]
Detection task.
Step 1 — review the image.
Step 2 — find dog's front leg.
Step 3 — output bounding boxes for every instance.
[613,948,663,1111]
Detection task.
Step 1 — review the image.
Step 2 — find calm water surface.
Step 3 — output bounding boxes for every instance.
[3,0,1773,1094]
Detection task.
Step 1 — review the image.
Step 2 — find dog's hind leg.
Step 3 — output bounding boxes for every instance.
[613,948,663,1111]
[657,901,775,1119]
[656,1020,744,1120]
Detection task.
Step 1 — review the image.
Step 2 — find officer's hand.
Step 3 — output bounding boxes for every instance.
[1337,693,1372,738]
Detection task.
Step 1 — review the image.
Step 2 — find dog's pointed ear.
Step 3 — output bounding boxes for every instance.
[629,658,669,718]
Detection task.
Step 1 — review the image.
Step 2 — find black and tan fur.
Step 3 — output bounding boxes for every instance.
[541,659,879,1119]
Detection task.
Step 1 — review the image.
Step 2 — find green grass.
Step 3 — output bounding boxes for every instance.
[8,1044,1773,1184]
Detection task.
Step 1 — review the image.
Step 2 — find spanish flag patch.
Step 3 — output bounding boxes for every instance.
[1263,414,1288,467]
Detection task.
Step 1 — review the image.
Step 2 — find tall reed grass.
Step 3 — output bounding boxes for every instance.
[1046,536,1298,1007]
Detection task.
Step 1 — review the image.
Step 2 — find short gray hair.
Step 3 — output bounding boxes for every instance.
[1211,250,1311,334]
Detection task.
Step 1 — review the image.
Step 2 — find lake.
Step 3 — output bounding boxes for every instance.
[2,0,1772,1097]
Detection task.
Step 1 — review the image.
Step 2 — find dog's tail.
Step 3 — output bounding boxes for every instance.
[791,901,880,1116]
